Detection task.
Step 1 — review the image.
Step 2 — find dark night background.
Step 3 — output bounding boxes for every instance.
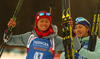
[0,0,100,45]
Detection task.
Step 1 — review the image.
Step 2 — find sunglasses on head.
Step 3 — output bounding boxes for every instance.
[75,17,85,22]
[38,12,51,16]
[75,17,90,24]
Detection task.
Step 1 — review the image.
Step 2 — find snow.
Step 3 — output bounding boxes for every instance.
[1,52,27,59]
[0,47,27,59]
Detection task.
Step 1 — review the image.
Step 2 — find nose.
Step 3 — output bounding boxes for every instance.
[42,22,47,26]
[75,29,80,33]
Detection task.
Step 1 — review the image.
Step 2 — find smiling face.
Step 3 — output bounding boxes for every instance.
[75,24,89,38]
[37,18,51,33]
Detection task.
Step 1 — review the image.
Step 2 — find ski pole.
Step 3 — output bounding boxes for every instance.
[98,5,100,38]
[0,42,5,58]
[49,3,55,14]
[0,42,5,51]
[0,0,24,58]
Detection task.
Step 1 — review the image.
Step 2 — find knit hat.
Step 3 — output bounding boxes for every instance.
[75,17,91,28]
[35,11,52,25]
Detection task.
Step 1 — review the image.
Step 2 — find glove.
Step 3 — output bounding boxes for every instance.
[3,30,13,43]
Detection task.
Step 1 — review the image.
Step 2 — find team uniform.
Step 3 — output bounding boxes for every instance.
[4,25,64,59]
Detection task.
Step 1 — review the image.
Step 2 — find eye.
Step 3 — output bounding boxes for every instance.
[40,20,43,22]
[75,27,77,30]
[39,19,43,22]
[45,19,50,23]
[46,20,49,23]
[79,26,82,28]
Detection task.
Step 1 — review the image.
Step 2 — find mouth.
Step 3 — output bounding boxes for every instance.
[77,32,82,36]
[77,33,81,35]
[77,32,83,37]
[41,26,47,28]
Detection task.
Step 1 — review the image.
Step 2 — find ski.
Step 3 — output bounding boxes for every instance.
[88,5,100,51]
[62,0,74,59]
[0,0,24,58]
[98,5,100,38]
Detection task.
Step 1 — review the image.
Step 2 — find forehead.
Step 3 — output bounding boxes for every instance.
[39,18,50,21]
[75,24,85,27]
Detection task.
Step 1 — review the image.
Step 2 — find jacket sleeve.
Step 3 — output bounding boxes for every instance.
[79,36,100,59]
[73,35,81,50]
[60,52,65,59]
[4,32,31,47]
[54,35,64,54]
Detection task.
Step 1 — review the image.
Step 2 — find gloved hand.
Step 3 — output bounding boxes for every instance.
[3,30,13,43]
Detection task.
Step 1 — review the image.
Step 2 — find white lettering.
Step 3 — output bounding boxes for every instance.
[33,41,49,47]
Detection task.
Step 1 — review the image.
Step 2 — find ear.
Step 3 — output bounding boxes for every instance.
[86,28,89,31]
[73,29,76,33]
[86,28,91,35]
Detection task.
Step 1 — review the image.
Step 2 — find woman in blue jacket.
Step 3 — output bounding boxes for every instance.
[60,17,100,59]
